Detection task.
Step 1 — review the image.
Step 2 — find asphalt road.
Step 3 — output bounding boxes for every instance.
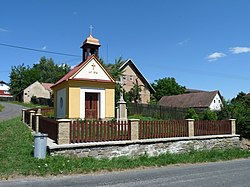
[1,159,250,187]
[0,102,27,121]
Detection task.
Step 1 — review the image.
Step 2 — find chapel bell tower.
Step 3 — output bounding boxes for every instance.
[81,29,101,62]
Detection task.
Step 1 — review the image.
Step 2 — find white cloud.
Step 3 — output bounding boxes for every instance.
[207,52,226,62]
[0,28,8,32]
[177,39,189,46]
[230,47,250,54]
[42,46,47,50]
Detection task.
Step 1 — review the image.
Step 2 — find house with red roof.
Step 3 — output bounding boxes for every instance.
[51,33,115,120]
[0,80,12,98]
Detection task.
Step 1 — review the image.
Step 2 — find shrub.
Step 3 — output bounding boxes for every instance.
[185,108,199,120]
[202,109,218,120]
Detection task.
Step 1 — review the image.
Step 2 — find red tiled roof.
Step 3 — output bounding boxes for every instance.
[159,91,220,108]
[41,83,54,91]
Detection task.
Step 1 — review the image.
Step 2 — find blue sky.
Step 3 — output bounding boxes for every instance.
[1,0,250,99]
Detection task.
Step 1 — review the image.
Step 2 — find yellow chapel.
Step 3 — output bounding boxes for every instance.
[51,33,115,120]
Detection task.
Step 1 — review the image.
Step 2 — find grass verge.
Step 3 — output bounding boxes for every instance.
[0,104,4,112]
[1,117,250,179]
[10,101,48,108]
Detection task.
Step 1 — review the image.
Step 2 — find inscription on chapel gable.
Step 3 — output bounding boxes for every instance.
[88,63,98,74]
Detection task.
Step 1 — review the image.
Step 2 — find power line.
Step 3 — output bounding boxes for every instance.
[0,42,81,57]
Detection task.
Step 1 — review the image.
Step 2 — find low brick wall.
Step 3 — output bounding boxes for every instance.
[49,135,240,159]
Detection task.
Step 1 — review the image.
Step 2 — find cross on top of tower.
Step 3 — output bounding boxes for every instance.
[89,25,94,35]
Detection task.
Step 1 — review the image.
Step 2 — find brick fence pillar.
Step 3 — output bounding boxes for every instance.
[57,119,71,145]
[230,119,236,135]
[29,110,36,128]
[186,119,195,137]
[129,119,140,141]
[35,113,42,133]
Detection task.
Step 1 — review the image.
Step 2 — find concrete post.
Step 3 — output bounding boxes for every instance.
[230,119,236,135]
[22,109,26,123]
[186,119,195,137]
[37,107,42,115]
[35,114,42,133]
[129,119,140,141]
[57,119,71,145]
[116,100,128,122]
[29,110,36,128]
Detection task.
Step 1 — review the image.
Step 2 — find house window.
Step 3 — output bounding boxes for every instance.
[4,90,9,94]
[214,100,216,103]
[123,76,127,81]
[129,75,133,81]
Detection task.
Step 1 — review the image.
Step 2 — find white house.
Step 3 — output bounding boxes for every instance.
[0,80,11,98]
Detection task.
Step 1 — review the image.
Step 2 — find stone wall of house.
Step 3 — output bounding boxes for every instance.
[50,136,240,159]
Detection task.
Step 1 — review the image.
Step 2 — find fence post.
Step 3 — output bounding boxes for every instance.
[35,113,41,133]
[37,107,42,115]
[186,119,194,137]
[57,119,71,145]
[230,119,236,135]
[22,109,26,123]
[29,110,36,127]
[130,119,140,141]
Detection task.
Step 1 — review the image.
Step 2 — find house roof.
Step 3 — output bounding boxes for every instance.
[185,88,206,94]
[52,55,114,88]
[0,80,9,86]
[41,83,54,92]
[119,59,156,93]
[159,91,221,108]
[244,93,250,98]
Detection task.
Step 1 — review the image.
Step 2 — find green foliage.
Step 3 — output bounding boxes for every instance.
[185,108,199,120]
[127,82,142,103]
[218,92,250,138]
[11,101,47,108]
[9,56,71,96]
[201,109,218,120]
[151,77,185,101]
[103,57,124,80]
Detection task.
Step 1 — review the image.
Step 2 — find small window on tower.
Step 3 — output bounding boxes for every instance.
[130,75,133,81]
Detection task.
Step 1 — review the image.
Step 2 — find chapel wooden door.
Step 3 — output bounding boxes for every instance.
[85,93,98,119]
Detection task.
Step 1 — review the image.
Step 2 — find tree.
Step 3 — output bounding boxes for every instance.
[102,57,125,103]
[9,64,39,95]
[218,92,250,138]
[103,57,124,80]
[127,82,142,103]
[9,56,71,96]
[151,77,185,101]
[33,56,71,83]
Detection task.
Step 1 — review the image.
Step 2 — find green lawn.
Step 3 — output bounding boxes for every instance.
[1,117,250,179]
[10,101,48,108]
[0,104,4,112]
